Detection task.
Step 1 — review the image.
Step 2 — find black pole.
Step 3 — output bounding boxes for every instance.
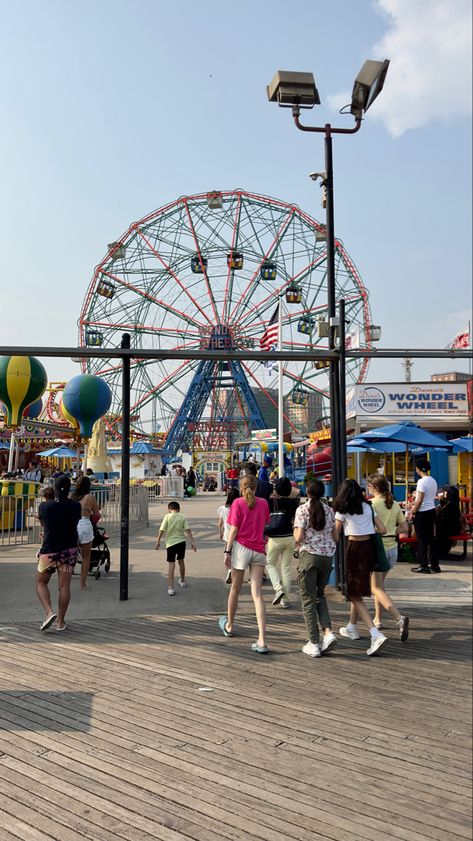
[119,332,131,601]
[338,298,347,481]
[324,125,341,496]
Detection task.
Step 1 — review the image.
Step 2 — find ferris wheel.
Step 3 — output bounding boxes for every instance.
[79,189,372,450]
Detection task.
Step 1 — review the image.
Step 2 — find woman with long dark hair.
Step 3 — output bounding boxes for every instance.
[219,474,270,653]
[293,480,337,658]
[333,479,389,656]
[436,485,463,559]
[266,477,300,609]
[71,476,100,589]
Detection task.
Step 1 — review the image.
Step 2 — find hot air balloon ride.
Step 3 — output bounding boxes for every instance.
[0,356,47,428]
[62,375,112,441]
[23,398,43,420]
[60,398,80,433]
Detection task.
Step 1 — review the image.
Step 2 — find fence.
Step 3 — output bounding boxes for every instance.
[0,483,149,548]
[142,477,185,502]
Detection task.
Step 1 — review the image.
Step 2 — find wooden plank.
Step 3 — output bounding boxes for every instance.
[0,598,470,841]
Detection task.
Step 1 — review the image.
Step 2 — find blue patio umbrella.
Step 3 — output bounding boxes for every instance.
[351,422,455,450]
[348,439,410,453]
[38,446,78,459]
[349,422,456,499]
[450,436,473,453]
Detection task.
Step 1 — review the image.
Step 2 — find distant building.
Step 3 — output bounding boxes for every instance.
[431,372,472,383]
[284,391,323,435]
[253,388,278,428]
[219,386,323,438]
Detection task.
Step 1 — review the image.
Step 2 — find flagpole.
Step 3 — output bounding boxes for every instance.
[278,299,284,478]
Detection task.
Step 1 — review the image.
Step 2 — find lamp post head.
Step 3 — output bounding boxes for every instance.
[267,71,320,108]
[350,59,390,119]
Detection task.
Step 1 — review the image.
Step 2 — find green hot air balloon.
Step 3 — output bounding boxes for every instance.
[0,356,48,428]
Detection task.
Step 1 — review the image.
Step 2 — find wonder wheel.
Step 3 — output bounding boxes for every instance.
[79,190,372,451]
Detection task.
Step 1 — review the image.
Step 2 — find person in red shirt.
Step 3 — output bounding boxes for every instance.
[219,474,270,653]
[227,465,239,489]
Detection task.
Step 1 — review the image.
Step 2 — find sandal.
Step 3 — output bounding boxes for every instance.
[40,614,57,632]
[218,616,233,637]
[251,642,269,654]
[56,622,68,632]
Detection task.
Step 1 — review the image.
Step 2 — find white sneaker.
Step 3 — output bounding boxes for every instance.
[178,579,187,588]
[302,641,321,658]
[280,598,291,609]
[167,588,175,596]
[339,625,361,640]
[367,633,388,656]
[321,631,338,654]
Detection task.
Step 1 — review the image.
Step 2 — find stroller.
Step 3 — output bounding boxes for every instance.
[88,524,111,579]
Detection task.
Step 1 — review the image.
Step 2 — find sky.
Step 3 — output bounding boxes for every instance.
[0,0,471,396]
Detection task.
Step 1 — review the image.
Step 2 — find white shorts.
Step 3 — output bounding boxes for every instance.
[232,540,266,571]
[77,517,94,545]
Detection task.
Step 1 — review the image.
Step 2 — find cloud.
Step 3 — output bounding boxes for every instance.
[329,0,472,137]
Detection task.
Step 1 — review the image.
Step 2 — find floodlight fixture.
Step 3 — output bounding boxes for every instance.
[267,71,320,109]
[350,59,390,119]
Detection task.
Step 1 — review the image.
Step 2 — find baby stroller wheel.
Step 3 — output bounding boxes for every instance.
[94,568,101,579]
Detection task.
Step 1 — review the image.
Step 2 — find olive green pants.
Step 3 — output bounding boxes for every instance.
[297,550,333,643]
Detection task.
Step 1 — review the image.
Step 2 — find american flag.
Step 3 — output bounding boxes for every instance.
[259,304,279,351]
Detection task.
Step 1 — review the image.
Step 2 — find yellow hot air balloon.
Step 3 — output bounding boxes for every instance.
[0,356,47,428]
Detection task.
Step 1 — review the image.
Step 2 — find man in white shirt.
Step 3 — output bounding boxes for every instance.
[411,458,440,574]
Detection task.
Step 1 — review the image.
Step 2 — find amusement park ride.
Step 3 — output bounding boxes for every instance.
[78,189,373,456]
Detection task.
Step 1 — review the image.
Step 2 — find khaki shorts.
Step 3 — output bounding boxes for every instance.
[232,541,266,570]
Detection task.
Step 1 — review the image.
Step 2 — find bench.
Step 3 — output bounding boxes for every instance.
[398,533,472,561]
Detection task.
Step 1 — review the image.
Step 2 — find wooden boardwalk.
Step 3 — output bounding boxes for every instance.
[0,596,471,841]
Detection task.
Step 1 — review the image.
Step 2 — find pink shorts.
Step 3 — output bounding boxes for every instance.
[37,547,79,574]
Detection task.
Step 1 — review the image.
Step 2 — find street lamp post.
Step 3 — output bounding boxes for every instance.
[120,332,131,601]
[267,61,389,498]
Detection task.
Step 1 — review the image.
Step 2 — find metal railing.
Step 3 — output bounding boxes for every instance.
[100,484,149,532]
[142,477,185,502]
[0,483,149,548]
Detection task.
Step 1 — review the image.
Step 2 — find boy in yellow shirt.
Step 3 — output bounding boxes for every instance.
[156,501,197,595]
